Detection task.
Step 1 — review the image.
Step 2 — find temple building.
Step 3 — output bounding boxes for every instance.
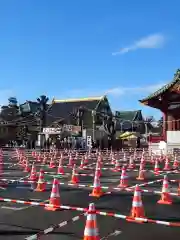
[0,95,113,147]
[47,95,112,129]
[115,110,145,132]
[139,69,180,149]
[46,95,112,143]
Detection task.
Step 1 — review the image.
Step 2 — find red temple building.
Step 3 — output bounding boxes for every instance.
[139,69,180,150]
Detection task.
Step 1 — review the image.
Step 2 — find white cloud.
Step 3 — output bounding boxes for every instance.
[105,87,125,96]
[104,82,166,97]
[60,82,166,100]
[112,33,166,55]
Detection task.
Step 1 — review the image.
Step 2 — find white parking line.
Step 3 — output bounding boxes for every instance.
[16,186,28,189]
[1,198,45,212]
[1,206,29,211]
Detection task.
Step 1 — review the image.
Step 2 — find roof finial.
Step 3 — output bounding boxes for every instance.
[175,69,180,78]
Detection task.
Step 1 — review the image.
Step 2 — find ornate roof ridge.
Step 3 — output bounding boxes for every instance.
[139,69,180,103]
[52,96,106,103]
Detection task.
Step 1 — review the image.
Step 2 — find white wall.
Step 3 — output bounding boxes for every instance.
[167,131,180,144]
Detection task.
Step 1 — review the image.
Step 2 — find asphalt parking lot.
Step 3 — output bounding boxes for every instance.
[0,149,180,239]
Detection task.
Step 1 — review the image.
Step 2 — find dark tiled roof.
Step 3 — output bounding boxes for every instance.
[115,110,143,121]
[0,106,20,122]
[20,101,40,113]
[115,110,143,131]
[46,96,105,126]
[139,69,180,103]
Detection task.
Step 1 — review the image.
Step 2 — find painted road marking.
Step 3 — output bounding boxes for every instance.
[29,199,43,201]
[16,186,29,189]
[102,179,119,182]
[113,230,122,236]
[1,206,29,211]
[1,172,12,175]
[100,230,122,239]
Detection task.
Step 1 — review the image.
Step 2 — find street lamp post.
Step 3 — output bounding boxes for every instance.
[77,107,85,137]
[103,115,117,149]
[37,95,49,150]
[91,110,96,142]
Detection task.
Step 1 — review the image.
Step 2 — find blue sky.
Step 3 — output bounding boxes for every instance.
[0,0,180,119]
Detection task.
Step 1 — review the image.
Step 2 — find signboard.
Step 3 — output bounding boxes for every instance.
[43,128,62,134]
[87,135,92,148]
[0,121,16,125]
[63,124,73,131]
[42,125,81,134]
[63,125,81,133]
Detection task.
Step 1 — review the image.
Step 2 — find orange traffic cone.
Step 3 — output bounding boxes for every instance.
[68,155,74,167]
[75,152,78,161]
[97,154,102,163]
[45,178,61,211]
[157,175,172,205]
[42,156,47,165]
[32,151,35,158]
[83,203,100,240]
[95,161,101,177]
[128,155,135,169]
[35,169,46,192]
[118,165,128,188]
[54,152,57,159]
[49,157,56,168]
[112,159,121,172]
[140,156,145,168]
[163,158,171,171]
[123,153,126,161]
[154,160,160,175]
[60,153,63,159]
[29,163,38,181]
[69,164,79,184]
[84,154,89,164]
[22,158,26,167]
[127,185,145,223]
[33,151,37,158]
[89,170,103,198]
[18,156,24,165]
[111,155,116,165]
[24,160,30,172]
[173,155,179,169]
[136,163,145,180]
[79,157,85,169]
[37,154,41,162]
[57,158,64,175]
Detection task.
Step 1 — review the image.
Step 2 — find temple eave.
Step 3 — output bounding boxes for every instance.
[139,99,163,110]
